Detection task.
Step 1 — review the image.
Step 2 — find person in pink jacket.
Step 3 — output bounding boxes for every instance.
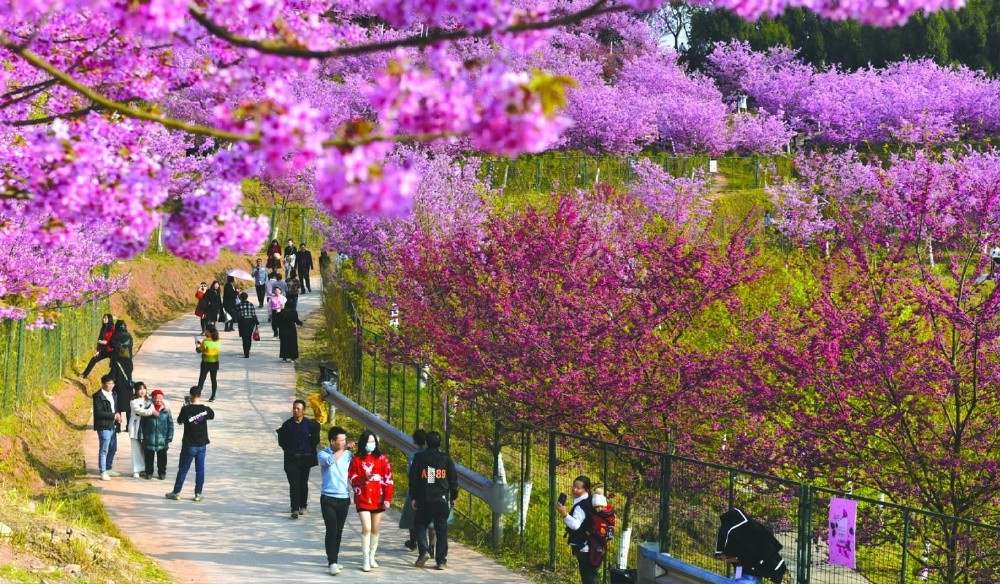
[348,430,393,572]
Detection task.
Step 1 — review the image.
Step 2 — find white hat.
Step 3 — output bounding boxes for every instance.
[592,494,607,507]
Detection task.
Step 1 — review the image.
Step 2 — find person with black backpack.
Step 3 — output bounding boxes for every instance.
[410,431,458,570]
[556,475,598,584]
[715,508,787,584]
[108,320,134,419]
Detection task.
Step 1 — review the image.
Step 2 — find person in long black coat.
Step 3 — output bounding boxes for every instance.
[223,276,239,332]
[278,307,303,362]
[203,280,223,329]
[108,320,134,418]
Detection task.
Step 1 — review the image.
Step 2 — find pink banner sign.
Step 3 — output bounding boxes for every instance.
[828,497,858,569]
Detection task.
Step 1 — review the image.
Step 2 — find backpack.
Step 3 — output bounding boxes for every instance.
[587,505,617,567]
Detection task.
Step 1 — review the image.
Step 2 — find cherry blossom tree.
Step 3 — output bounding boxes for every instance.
[740,149,1000,528]
[708,41,1000,148]
[389,184,760,451]
[0,0,974,320]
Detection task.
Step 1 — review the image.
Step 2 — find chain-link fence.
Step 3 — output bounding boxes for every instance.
[0,301,109,416]
[324,312,1000,584]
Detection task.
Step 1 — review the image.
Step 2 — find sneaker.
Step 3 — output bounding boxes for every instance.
[298,507,307,516]
[133,472,140,478]
[193,495,204,502]
[100,471,110,481]
[157,473,166,480]
[165,492,180,500]
[291,511,299,519]
[107,470,122,477]
[435,562,446,570]
[143,473,152,480]
[414,552,430,568]
[404,539,416,551]
[328,563,341,575]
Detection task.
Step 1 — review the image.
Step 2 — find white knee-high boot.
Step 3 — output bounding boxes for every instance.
[361,533,371,572]
[369,534,380,568]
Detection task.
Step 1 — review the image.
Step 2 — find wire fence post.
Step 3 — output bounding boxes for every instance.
[492,419,502,549]
[415,366,422,431]
[900,509,911,584]
[548,431,557,570]
[659,453,672,554]
[14,321,25,409]
[370,344,377,412]
[796,484,812,584]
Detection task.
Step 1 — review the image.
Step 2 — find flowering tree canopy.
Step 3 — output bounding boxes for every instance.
[708,41,1000,147]
[730,149,1000,530]
[0,0,971,319]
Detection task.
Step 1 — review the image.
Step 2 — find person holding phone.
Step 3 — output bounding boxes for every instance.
[195,325,221,402]
[555,475,597,584]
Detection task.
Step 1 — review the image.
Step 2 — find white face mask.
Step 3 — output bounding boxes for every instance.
[365,441,376,453]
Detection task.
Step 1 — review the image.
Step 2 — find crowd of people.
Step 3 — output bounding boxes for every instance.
[89,248,467,576]
[273,403,460,575]
[88,246,313,488]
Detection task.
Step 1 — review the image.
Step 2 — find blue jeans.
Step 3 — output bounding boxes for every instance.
[97,429,117,473]
[172,445,207,495]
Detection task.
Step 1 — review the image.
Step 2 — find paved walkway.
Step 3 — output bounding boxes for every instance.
[84,282,529,583]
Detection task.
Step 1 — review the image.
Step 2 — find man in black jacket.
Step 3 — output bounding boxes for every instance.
[296,243,314,293]
[93,374,122,481]
[409,431,458,570]
[715,508,787,584]
[277,399,321,519]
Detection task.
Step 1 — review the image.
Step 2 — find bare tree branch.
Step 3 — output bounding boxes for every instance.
[187,0,627,60]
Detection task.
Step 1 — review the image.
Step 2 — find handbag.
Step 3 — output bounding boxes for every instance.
[252,325,260,341]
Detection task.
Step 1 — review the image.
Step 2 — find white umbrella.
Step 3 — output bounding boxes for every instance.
[226,268,254,280]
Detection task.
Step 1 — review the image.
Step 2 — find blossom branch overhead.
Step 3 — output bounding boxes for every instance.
[0,0,974,320]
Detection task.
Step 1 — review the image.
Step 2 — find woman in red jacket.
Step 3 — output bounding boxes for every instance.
[82,313,115,378]
[348,430,393,572]
[265,239,283,270]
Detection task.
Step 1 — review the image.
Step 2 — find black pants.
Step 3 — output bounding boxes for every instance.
[197,361,219,399]
[284,454,313,512]
[144,448,167,477]
[271,312,281,337]
[238,320,256,357]
[321,495,350,564]
[82,351,110,377]
[300,269,311,292]
[255,284,266,307]
[574,547,599,584]
[415,498,451,565]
